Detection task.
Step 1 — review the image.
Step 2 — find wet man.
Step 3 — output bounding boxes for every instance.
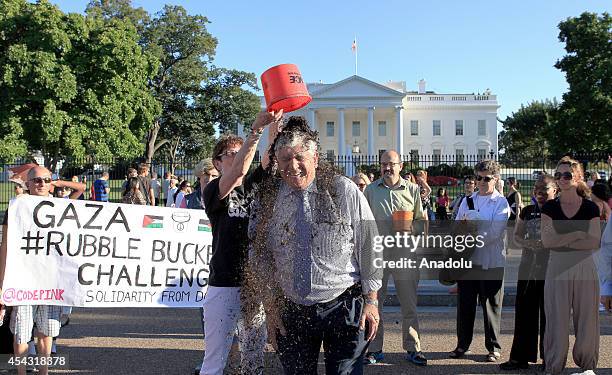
[363,150,428,366]
[248,117,381,374]
[0,166,85,375]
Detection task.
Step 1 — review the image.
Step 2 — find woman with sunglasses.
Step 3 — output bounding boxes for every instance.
[351,173,371,193]
[500,176,556,371]
[450,160,510,362]
[541,156,601,375]
[173,180,192,208]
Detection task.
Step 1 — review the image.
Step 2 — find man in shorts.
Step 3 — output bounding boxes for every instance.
[0,166,84,375]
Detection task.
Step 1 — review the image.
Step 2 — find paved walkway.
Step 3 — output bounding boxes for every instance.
[44,306,612,374]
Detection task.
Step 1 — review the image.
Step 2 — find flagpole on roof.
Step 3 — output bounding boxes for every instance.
[353,35,358,76]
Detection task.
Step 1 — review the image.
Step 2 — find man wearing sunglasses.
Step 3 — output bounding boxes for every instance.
[450,160,509,363]
[0,166,84,375]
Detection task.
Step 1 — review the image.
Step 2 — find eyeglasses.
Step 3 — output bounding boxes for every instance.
[357,183,366,188]
[381,162,401,168]
[554,172,573,181]
[29,177,52,184]
[475,175,494,182]
[217,150,239,159]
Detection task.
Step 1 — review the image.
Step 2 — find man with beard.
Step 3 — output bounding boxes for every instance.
[0,166,84,375]
[248,117,381,374]
[363,150,428,366]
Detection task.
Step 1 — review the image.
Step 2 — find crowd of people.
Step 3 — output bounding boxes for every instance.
[0,112,610,375]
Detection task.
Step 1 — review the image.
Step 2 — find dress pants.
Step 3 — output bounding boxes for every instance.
[456,266,504,353]
[509,248,548,363]
[544,254,599,374]
[275,284,369,375]
[369,266,420,353]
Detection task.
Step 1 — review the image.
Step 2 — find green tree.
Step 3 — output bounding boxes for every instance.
[87,1,261,163]
[498,99,559,159]
[550,12,612,154]
[0,0,159,168]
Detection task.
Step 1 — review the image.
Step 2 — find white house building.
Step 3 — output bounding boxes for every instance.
[250,75,499,162]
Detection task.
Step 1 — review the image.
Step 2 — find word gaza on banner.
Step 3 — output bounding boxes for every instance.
[1,196,212,307]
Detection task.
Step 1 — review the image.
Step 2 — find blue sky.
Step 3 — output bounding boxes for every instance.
[52,0,610,128]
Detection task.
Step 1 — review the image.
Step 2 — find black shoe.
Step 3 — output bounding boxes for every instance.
[449,348,472,358]
[499,359,529,370]
[406,351,427,366]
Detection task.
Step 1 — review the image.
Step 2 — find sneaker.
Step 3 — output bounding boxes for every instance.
[363,351,384,365]
[571,371,596,375]
[499,359,528,370]
[406,351,427,366]
[487,351,501,362]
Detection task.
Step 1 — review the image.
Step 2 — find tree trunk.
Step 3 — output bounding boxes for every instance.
[168,138,180,175]
[144,120,160,165]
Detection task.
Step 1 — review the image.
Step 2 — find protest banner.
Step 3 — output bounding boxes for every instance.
[1,196,212,307]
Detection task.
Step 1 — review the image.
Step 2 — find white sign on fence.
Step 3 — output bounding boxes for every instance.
[1,196,212,307]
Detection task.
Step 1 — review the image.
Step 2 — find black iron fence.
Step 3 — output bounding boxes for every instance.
[1,152,610,210]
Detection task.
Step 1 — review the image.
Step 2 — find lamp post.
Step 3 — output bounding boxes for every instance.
[352,140,361,174]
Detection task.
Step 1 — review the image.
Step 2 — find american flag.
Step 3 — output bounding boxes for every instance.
[351,38,357,53]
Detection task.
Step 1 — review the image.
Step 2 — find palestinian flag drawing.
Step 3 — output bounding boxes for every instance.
[142,215,163,229]
[198,219,212,232]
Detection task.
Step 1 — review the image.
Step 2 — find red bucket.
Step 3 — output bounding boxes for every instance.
[261,64,312,113]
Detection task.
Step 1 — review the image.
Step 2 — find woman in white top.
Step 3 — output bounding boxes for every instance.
[172,180,191,208]
[450,159,510,363]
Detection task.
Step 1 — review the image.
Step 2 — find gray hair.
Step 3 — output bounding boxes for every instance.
[193,158,216,177]
[474,159,501,175]
[274,133,317,155]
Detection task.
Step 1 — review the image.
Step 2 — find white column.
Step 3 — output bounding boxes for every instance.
[338,108,345,157]
[307,108,317,131]
[395,106,404,157]
[367,107,375,157]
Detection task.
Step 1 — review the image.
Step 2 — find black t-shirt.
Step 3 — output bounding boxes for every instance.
[541,198,600,253]
[138,176,152,204]
[203,166,265,287]
[519,203,539,221]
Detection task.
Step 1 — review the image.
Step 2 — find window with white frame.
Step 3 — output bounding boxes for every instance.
[326,121,334,137]
[410,120,419,136]
[352,121,360,137]
[455,120,463,136]
[433,149,441,165]
[478,120,487,136]
[477,148,487,159]
[455,149,464,163]
[378,121,387,137]
[433,120,441,136]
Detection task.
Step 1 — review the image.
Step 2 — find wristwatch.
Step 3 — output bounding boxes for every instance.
[364,298,379,307]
